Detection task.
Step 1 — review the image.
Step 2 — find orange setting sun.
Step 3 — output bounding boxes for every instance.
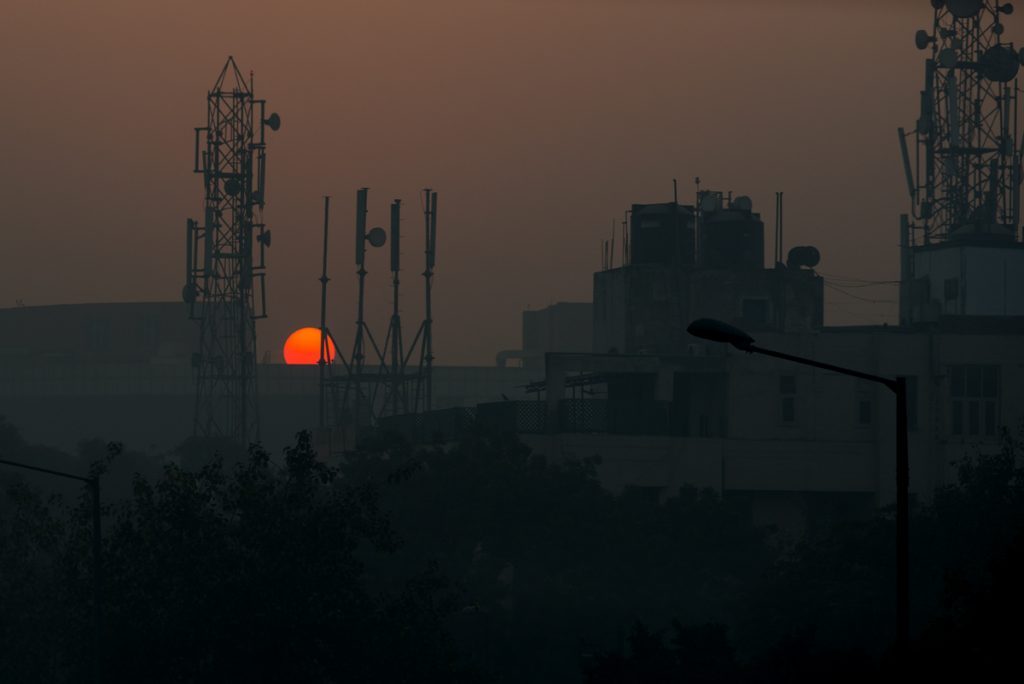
[283,327,336,365]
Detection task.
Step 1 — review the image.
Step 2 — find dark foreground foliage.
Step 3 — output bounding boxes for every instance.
[344,430,775,683]
[4,418,1024,683]
[0,426,478,683]
[580,432,1024,682]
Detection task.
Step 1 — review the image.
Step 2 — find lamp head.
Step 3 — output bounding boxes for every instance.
[687,318,755,350]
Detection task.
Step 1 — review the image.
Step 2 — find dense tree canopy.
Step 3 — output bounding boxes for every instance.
[344,430,775,682]
[4,418,1024,683]
[1,424,477,683]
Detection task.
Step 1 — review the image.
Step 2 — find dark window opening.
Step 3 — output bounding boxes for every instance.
[943,277,959,301]
[950,364,1000,438]
[782,397,796,424]
[699,415,711,438]
[858,399,871,425]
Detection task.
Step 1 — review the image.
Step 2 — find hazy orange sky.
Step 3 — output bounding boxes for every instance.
[1,0,1009,364]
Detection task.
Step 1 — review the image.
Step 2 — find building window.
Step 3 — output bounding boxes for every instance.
[943,278,959,301]
[858,399,872,425]
[780,374,796,423]
[950,365,999,438]
[698,415,711,438]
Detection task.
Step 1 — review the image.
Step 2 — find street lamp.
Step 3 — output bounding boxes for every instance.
[0,457,102,683]
[686,318,910,655]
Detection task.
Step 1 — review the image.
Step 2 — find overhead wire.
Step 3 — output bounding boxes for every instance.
[824,281,895,305]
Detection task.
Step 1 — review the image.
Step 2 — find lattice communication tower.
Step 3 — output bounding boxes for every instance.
[901,0,1024,244]
[183,57,280,444]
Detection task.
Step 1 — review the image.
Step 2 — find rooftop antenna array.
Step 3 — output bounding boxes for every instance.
[183,57,280,444]
[901,0,1023,244]
[319,188,438,450]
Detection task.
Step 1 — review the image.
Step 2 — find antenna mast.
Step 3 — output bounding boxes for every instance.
[415,189,438,412]
[904,1,1022,244]
[318,196,331,429]
[184,57,279,444]
[386,199,406,416]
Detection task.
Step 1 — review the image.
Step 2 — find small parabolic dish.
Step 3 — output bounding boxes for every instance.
[787,246,821,270]
[732,196,753,212]
[367,227,387,248]
[980,44,1020,82]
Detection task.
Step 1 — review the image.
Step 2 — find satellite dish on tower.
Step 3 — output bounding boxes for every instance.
[915,30,934,50]
[367,227,387,248]
[732,196,753,212]
[786,246,821,270]
[264,112,281,131]
[980,44,1020,82]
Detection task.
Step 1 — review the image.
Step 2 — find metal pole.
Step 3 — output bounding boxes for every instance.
[90,477,102,684]
[352,188,369,442]
[895,376,910,656]
[318,196,331,429]
[426,190,437,412]
[391,200,403,417]
[0,458,102,683]
[745,344,895,387]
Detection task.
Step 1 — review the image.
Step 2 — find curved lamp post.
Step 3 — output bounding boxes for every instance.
[687,318,910,656]
[0,457,102,682]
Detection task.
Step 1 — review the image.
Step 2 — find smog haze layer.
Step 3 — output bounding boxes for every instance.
[0,0,972,364]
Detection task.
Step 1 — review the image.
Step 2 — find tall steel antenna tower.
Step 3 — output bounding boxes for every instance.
[900,0,1022,245]
[183,57,280,444]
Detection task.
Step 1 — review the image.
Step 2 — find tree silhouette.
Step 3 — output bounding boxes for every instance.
[1,428,481,683]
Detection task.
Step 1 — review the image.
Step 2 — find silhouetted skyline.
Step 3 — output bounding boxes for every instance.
[0,0,982,363]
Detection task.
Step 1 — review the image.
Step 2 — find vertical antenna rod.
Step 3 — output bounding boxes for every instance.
[389,199,404,416]
[318,195,331,429]
[352,187,369,434]
[424,190,437,411]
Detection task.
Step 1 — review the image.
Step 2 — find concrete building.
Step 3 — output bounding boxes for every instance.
[518,320,1020,531]
[497,302,593,369]
[594,195,823,357]
[450,190,1024,533]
